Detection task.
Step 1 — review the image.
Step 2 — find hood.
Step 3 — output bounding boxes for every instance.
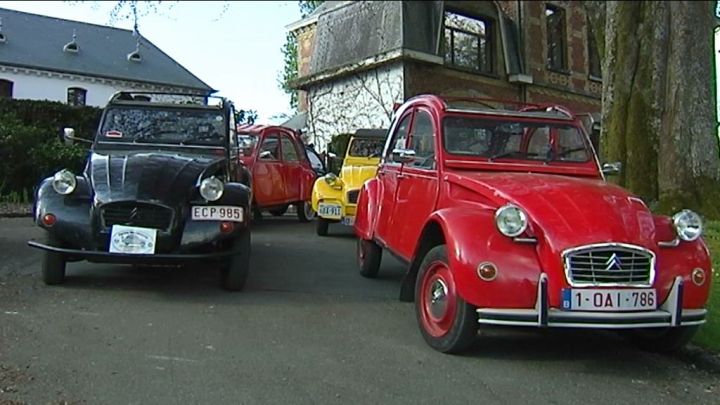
[87,151,225,206]
[446,171,658,251]
[340,161,380,189]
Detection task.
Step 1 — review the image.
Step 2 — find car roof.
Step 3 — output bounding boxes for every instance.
[354,128,388,138]
[405,95,577,122]
[236,124,297,135]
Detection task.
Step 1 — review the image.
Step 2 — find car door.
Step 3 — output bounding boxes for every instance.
[391,108,440,259]
[252,133,285,206]
[279,131,303,203]
[374,111,413,251]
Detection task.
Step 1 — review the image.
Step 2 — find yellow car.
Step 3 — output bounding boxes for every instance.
[312,129,387,236]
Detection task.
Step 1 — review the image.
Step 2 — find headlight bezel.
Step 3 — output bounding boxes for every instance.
[199,176,224,201]
[672,209,702,242]
[51,169,77,195]
[323,173,343,190]
[494,204,529,238]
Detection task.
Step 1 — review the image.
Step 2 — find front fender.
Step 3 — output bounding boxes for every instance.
[34,175,96,249]
[311,177,344,209]
[354,178,380,240]
[429,207,543,309]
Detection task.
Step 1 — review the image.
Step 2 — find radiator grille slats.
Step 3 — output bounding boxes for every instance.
[346,189,360,204]
[564,245,654,286]
[101,203,173,230]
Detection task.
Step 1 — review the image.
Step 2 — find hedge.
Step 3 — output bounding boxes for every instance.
[0,99,101,199]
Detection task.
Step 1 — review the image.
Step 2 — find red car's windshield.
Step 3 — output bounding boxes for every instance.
[237,133,259,157]
[442,115,591,163]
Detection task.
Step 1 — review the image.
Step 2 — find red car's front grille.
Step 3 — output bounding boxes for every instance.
[563,244,655,287]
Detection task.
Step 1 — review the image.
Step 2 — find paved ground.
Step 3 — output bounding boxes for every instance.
[0,216,718,404]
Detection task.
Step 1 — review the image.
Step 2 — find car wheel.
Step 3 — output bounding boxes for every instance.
[221,230,251,292]
[269,205,288,217]
[42,233,66,285]
[296,201,314,222]
[316,218,329,236]
[415,245,477,353]
[620,326,699,353]
[357,238,381,278]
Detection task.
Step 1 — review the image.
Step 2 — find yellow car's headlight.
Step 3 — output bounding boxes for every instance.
[323,173,344,190]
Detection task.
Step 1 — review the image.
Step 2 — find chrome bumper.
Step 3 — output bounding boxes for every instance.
[476,275,706,329]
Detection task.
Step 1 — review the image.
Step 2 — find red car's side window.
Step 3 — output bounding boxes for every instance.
[258,135,280,161]
[280,134,300,162]
[385,113,413,164]
[408,110,436,170]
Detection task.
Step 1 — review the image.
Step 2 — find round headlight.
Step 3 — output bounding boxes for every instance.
[495,204,528,237]
[52,169,77,195]
[200,176,224,201]
[324,173,343,188]
[672,209,702,241]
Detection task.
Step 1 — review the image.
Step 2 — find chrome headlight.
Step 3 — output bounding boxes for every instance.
[324,173,343,189]
[200,176,224,201]
[672,209,702,241]
[52,169,77,195]
[495,204,528,237]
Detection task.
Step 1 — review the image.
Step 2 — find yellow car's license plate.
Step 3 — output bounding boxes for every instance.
[318,203,342,219]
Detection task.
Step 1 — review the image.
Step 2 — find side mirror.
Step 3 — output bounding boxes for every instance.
[63,128,75,146]
[392,148,415,164]
[328,152,337,159]
[602,161,622,176]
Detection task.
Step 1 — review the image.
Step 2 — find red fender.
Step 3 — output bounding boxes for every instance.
[354,178,380,240]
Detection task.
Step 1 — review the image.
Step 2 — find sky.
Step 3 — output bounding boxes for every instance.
[0,1,302,124]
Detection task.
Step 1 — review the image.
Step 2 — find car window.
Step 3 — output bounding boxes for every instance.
[99,106,226,146]
[443,116,590,163]
[306,147,324,172]
[408,110,436,170]
[348,138,384,158]
[238,133,258,157]
[385,113,412,162]
[259,135,280,161]
[280,135,300,162]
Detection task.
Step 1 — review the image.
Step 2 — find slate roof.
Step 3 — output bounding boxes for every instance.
[0,8,214,93]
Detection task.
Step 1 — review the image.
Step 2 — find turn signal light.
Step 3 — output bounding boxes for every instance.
[477,262,498,281]
[42,213,57,227]
[691,268,706,286]
[219,222,235,234]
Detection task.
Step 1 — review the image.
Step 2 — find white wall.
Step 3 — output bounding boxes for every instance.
[306,62,404,151]
[0,66,200,107]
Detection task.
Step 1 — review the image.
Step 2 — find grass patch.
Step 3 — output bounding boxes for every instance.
[694,220,720,351]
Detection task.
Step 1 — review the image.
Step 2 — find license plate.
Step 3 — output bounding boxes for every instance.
[109,225,157,255]
[191,206,244,222]
[341,216,355,226]
[317,203,342,219]
[561,288,656,312]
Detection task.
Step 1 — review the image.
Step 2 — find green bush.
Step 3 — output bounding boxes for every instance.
[0,99,100,198]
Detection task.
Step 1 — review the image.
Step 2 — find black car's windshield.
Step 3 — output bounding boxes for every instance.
[99,106,226,146]
[443,116,590,163]
[348,138,384,158]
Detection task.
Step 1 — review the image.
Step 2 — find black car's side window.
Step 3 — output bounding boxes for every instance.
[408,110,436,170]
[385,113,413,163]
[259,135,280,161]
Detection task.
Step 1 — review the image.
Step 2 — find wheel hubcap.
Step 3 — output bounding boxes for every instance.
[428,279,448,319]
[304,202,315,219]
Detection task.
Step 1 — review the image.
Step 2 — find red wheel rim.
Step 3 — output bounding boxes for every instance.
[419,261,457,337]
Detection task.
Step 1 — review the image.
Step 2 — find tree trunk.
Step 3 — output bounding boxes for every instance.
[592,1,720,218]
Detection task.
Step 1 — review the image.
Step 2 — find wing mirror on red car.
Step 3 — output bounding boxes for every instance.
[601,161,622,176]
[392,148,416,164]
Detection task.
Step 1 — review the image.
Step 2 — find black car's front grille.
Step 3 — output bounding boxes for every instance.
[101,202,173,230]
[346,189,360,204]
[563,244,654,286]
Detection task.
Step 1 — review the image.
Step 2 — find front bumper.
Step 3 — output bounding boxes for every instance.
[476,274,706,329]
[27,240,242,264]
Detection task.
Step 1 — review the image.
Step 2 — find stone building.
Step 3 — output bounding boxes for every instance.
[287,1,602,151]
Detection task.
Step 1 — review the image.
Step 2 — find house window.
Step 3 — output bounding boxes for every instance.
[587,21,602,79]
[443,11,493,74]
[67,87,86,106]
[0,79,13,99]
[546,5,567,71]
